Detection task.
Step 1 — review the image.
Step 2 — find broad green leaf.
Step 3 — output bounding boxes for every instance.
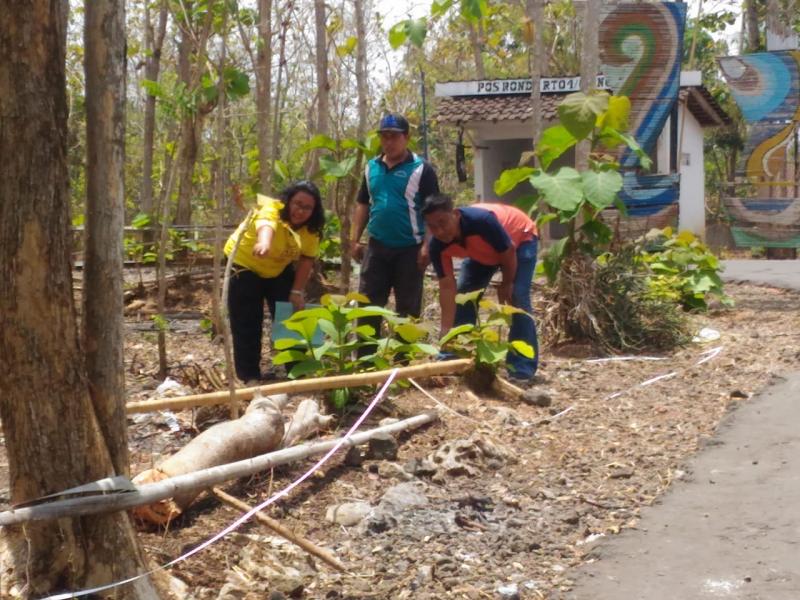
[582,170,622,209]
[460,0,487,21]
[319,155,357,179]
[336,36,358,58]
[284,317,318,341]
[481,328,500,342]
[288,307,333,322]
[312,341,335,360]
[475,339,506,364]
[297,134,337,156]
[273,350,308,365]
[330,387,351,410]
[317,319,339,341]
[557,92,609,140]
[340,138,369,152]
[529,167,584,212]
[510,340,535,358]
[413,343,440,355]
[288,360,325,378]
[274,338,304,350]
[344,291,370,304]
[456,289,483,305]
[406,18,428,47]
[395,323,428,343]
[224,67,250,99]
[439,323,475,345]
[389,21,408,49]
[273,160,290,182]
[131,212,151,229]
[580,219,613,245]
[598,95,631,131]
[431,0,454,17]
[514,194,539,215]
[346,306,398,320]
[354,324,376,338]
[542,237,568,283]
[494,167,536,196]
[536,125,577,170]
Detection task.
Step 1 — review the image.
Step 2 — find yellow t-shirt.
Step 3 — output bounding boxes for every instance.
[224,195,320,278]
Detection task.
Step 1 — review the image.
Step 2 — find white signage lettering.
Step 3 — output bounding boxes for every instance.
[435,76,609,97]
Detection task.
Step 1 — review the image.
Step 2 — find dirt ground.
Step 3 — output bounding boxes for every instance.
[1,274,799,599]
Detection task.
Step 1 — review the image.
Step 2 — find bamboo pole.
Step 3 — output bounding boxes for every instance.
[126,359,472,414]
[212,487,347,572]
[0,411,438,526]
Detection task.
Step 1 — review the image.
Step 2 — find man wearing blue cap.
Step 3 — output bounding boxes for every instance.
[351,113,440,336]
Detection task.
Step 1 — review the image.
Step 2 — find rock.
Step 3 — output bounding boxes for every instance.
[379,482,429,511]
[496,582,520,599]
[343,446,364,467]
[326,501,373,526]
[521,389,553,407]
[404,457,438,477]
[377,462,414,481]
[367,432,399,460]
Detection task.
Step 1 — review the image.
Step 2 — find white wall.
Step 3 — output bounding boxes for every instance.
[677,110,706,238]
[473,135,534,202]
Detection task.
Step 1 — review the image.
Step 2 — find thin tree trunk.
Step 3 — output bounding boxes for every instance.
[140,0,168,246]
[271,1,290,176]
[313,0,330,172]
[174,23,200,226]
[577,0,600,171]
[467,20,486,79]
[257,0,274,191]
[83,0,129,477]
[745,0,761,51]
[526,0,545,159]
[0,2,160,596]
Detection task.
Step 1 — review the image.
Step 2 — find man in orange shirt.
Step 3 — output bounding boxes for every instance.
[423,194,539,382]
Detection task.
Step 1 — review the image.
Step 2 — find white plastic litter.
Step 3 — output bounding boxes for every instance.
[693,327,721,343]
[160,410,182,433]
[155,377,187,396]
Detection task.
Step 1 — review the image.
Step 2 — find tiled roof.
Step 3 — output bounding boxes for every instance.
[435,94,562,124]
[680,86,732,127]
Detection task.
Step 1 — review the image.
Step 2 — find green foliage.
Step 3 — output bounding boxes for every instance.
[438,291,534,373]
[636,227,733,311]
[273,293,437,408]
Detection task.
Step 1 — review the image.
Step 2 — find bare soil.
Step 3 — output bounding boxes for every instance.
[1,277,799,600]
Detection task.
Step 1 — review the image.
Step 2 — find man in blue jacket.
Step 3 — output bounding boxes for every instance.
[350,114,439,337]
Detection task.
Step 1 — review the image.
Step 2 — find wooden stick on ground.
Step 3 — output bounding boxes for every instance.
[126,359,473,414]
[211,487,346,572]
[0,410,438,526]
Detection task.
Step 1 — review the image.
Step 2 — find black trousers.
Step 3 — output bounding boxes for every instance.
[357,238,424,353]
[227,264,294,381]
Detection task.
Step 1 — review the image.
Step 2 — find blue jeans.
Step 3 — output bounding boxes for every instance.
[454,239,539,379]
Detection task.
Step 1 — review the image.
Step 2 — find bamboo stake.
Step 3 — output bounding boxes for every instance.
[211,487,347,572]
[126,359,472,414]
[0,410,438,526]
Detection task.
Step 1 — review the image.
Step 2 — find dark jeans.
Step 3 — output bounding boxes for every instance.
[358,237,424,352]
[227,264,294,381]
[455,239,539,379]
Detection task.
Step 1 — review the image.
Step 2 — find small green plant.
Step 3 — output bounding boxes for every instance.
[636,227,733,311]
[273,292,438,409]
[438,290,534,388]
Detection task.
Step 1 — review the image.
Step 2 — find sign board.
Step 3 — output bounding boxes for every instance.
[435,76,609,97]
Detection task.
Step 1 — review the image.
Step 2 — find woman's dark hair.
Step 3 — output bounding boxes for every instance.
[279,180,326,234]
[421,193,454,216]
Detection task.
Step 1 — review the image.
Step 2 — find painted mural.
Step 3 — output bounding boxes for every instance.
[599,1,687,217]
[719,50,800,247]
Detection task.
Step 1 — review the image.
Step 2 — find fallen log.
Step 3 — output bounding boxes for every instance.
[131,394,289,525]
[282,398,334,448]
[0,411,438,526]
[212,487,346,572]
[126,359,473,414]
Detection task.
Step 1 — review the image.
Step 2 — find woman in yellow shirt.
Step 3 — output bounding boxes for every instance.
[225,181,325,382]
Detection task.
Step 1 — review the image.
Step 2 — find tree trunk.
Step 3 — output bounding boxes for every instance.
[313,0,330,173]
[577,0,600,171]
[271,0,290,177]
[257,0,273,191]
[174,24,200,227]
[140,0,168,245]
[0,2,160,597]
[745,0,761,51]
[526,0,545,157]
[83,0,129,477]
[467,20,486,79]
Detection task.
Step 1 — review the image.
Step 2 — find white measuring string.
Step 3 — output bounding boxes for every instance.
[41,368,399,600]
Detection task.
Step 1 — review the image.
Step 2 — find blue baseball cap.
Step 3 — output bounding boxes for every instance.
[378,113,410,133]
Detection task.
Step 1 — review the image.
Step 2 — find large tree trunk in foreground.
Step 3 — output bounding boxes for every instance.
[83,0,130,476]
[0,2,160,597]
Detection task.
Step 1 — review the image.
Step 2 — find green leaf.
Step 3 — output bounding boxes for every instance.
[510,340,535,358]
[346,306,398,320]
[317,319,339,341]
[388,21,408,49]
[354,324,376,338]
[475,339,506,364]
[274,338,304,350]
[439,323,475,345]
[131,212,151,229]
[273,350,308,365]
[536,125,577,171]
[330,387,351,410]
[542,237,568,283]
[395,323,428,343]
[598,95,631,131]
[513,194,539,215]
[530,167,584,212]
[224,67,250,99]
[431,0,454,17]
[312,341,335,360]
[558,92,609,140]
[284,317,319,341]
[273,159,290,182]
[319,155,357,179]
[406,18,428,47]
[296,134,337,156]
[455,289,483,305]
[288,307,333,322]
[336,36,358,58]
[459,0,487,21]
[582,170,622,209]
[580,219,612,245]
[494,167,536,196]
[413,343,440,355]
[288,360,325,378]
